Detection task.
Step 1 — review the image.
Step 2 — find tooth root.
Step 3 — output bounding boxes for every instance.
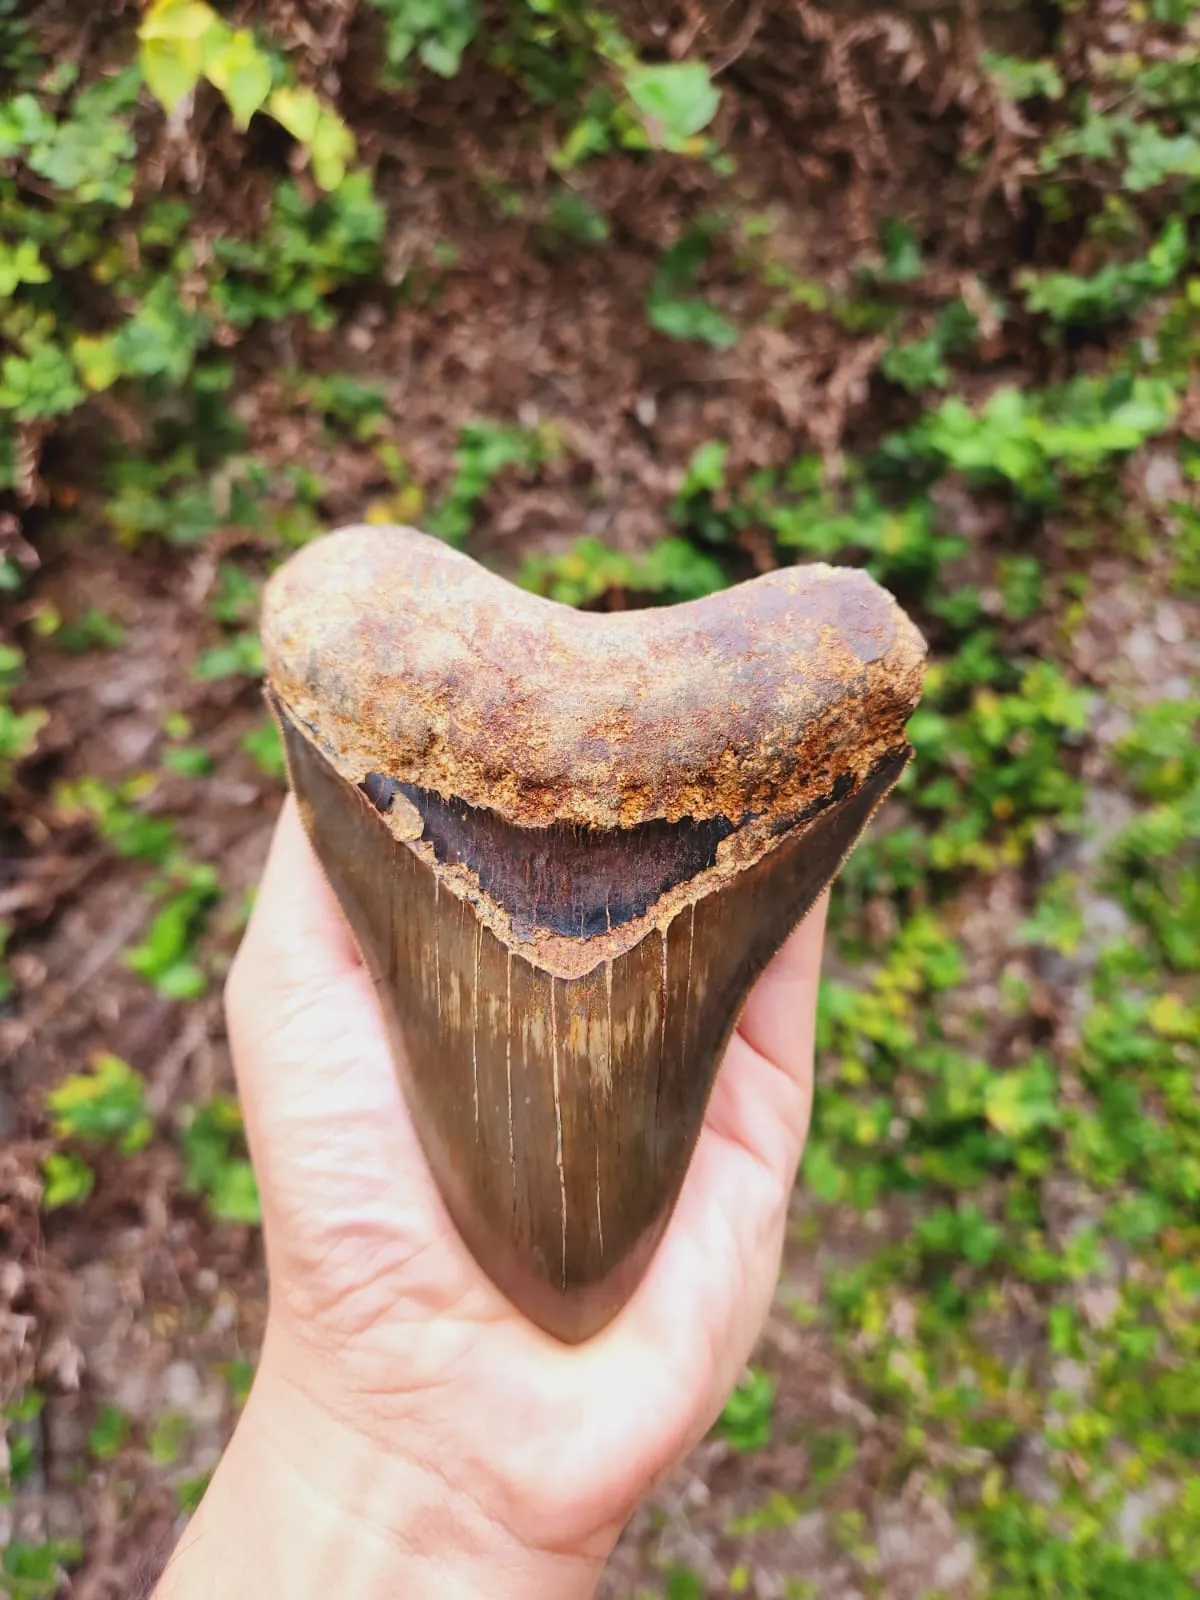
[274,697,905,1343]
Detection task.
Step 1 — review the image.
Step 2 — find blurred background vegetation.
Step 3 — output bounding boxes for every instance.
[1,0,1198,1595]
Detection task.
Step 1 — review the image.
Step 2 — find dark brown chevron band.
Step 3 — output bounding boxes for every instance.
[261,524,927,1342]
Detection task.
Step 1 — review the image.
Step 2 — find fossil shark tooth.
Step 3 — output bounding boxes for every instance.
[261,524,926,1343]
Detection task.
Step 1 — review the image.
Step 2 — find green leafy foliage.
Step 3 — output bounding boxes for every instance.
[240,717,286,780]
[174,1470,213,1515]
[222,1358,255,1409]
[984,1057,1062,1140]
[53,775,177,864]
[648,232,737,350]
[0,644,47,783]
[881,301,979,392]
[0,1539,84,1600]
[754,466,962,591]
[138,1,356,188]
[40,1150,96,1209]
[213,174,385,328]
[883,374,1178,503]
[148,1411,192,1466]
[3,1389,43,1484]
[517,536,725,606]
[192,632,264,682]
[0,919,12,1004]
[873,217,925,285]
[429,419,552,544]
[56,608,126,655]
[1038,31,1200,195]
[544,188,610,245]
[549,26,721,170]
[624,61,720,150]
[47,1054,152,1154]
[1021,217,1191,326]
[908,660,1091,871]
[715,1368,777,1453]
[0,68,140,204]
[180,1095,261,1224]
[124,862,220,998]
[1108,699,1200,970]
[367,0,480,80]
[983,51,1064,102]
[89,1404,131,1462]
[664,1567,706,1600]
[0,12,381,519]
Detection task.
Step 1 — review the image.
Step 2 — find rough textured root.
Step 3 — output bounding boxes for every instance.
[262,523,926,831]
[263,525,926,974]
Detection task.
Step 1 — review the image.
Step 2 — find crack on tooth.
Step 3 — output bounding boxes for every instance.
[550,977,567,1292]
[506,950,515,1215]
[605,958,613,1102]
[683,902,695,1057]
[471,919,481,1129]
[434,875,442,1020]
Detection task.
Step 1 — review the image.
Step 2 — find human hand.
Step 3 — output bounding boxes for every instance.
[155,796,826,1600]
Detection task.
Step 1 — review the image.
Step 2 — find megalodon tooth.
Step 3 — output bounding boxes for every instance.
[261,524,926,1343]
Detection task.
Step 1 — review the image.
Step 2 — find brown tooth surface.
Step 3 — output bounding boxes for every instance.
[262,524,927,1342]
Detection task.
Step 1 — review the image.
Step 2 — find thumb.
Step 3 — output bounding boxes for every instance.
[226,796,395,1133]
[224,798,450,1264]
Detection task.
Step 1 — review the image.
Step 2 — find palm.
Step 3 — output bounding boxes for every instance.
[228,800,824,1558]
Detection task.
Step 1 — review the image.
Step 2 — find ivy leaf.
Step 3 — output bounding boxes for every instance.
[309,110,355,191]
[138,0,218,113]
[72,333,122,393]
[982,51,1064,102]
[266,87,353,188]
[182,1097,263,1225]
[648,295,737,349]
[647,231,738,349]
[204,27,273,130]
[802,1141,845,1204]
[715,1367,776,1452]
[268,85,321,145]
[139,0,218,40]
[984,1058,1062,1140]
[879,217,924,284]
[624,61,719,148]
[210,1159,262,1225]
[47,1053,152,1150]
[545,190,610,245]
[1123,125,1200,192]
[89,1405,131,1462]
[140,38,204,112]
[0,345,85,421]
[111,278,210,383]
[0,239,50,298]
[40,1151,95,1210]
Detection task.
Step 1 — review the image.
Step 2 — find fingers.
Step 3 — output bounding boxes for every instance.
[226,794,381,1086]
[224,796,407,1182]
[232,795,364,1003]
[703,893,827,1205]
[734,891,828,1084]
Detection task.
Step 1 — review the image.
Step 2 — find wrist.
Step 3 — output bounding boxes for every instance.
[154,1349,605,1600]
